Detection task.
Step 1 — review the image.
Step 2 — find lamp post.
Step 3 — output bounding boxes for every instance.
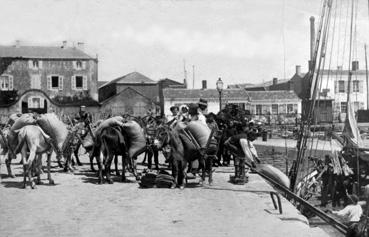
[216,77,224,112]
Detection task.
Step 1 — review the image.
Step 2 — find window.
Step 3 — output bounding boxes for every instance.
[72,75,87,90]
[353,80,360,92]
[338,80,345,93]
[76,61,82,69]
[28,60,42,69]
[28,96,44,108]
[256,105,262,115]
[272,104,278,114]
[287,104,294,114]
[47,75,63,91]
[73,60,85,70]
[0,74,13,91]
[341,102,347,113]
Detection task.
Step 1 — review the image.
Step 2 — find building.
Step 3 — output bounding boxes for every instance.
[0,41,99,117]
[99,72,185,117]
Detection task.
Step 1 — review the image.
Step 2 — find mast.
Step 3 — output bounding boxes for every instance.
[365,44,369,109]
[290,0,334,191]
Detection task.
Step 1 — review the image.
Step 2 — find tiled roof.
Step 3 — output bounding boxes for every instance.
[100,86,158,105]
[98,81,108,88]
[320,69,367,76]
[0,45,94,59]
[163,89,300,102]
[102,72,156,87]
[163,89,250,101]
[247,90,300,101]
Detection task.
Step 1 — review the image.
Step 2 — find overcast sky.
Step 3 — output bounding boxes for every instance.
[0,0,368,88]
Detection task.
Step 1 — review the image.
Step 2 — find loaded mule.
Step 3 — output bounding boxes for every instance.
[154,120,218,189]
[83,116,147,184]
[15,113,88,188]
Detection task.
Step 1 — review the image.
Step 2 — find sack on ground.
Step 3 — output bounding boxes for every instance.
[8,113,22,127]
[139,172,157,188]
[11,113,36,131]
[36,113,69,151]
[122,120,146,158]
[155,174,175,188]
[257,164,290,189]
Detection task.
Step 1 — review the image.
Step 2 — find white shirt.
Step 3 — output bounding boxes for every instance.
[334,204,363,222]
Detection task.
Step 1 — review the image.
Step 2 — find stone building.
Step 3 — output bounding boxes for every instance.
[99,72,185,117]
[0,41,99,119]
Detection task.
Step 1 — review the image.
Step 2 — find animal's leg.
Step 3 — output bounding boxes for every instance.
[74,144,82,166]
[171,160,177,189]
[105,153,114,184]
[121,155,126,182]
[114,155,120,176]
[27,149,37,189]
[89,149,96,172]
[35,155,42,185]
[199,159,206,186]
[208,156,213,186]
[181,161,188,189]
[47,153,54,185]
[5,155,15,178]
[96,152,103,184]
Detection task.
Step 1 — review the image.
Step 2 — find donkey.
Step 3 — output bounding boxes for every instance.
[17,125,55,189]
[97,126,138,184]
[154,125,186,189]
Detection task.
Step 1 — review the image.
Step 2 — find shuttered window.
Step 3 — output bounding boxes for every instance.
[47,75,63,91]
[0,74,13,91]
[72,75,88,90]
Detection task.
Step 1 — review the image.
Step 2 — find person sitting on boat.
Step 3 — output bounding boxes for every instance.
[331,194,362,227]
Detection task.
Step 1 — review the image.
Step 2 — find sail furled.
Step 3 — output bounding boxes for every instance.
[343,101,363,147]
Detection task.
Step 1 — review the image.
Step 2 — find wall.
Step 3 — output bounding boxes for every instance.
[101,88,159,117]
[2,58,98,101]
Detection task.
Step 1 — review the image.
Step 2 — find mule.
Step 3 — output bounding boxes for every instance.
[97,126,138,184]
[154,125,186,189]
[17,125,55,189]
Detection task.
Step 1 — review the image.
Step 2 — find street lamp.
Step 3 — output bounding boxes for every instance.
[216,77,224,111]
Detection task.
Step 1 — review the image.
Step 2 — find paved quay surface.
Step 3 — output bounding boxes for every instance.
[0,154,329,237]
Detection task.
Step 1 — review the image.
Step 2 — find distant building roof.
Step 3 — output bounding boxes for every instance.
[98,81,108,88]
[246,90,300,101]
[100,86,158,105]
[102,72,156,87]
[0,45,94,59]
[163,89,250,101]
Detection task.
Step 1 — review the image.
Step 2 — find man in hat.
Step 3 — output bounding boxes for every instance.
[197,98,208,125]
[331,194,362,226]
[166,105,179,126]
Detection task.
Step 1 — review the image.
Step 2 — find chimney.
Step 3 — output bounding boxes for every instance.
[352,61,359,71]
[295,65,301,76]
[62,40,67,48]
[273,77,278,85]
[337,65,343,71]
[15,40,20,48]
[183,78,187,88]
[202,80,207,89]
[77,42,84,51]
[310,16,315,61]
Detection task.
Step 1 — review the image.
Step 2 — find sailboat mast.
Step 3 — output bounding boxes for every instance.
[365,44,369,109]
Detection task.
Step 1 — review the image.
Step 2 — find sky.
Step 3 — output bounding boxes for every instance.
[0,0,368,88]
